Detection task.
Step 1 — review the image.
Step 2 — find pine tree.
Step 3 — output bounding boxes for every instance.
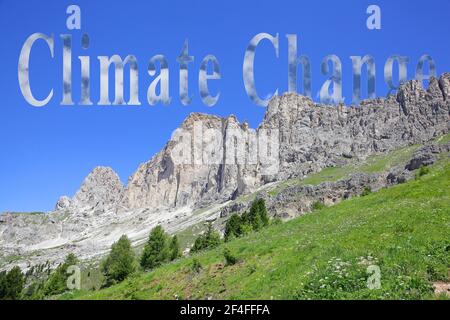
[191,235,206,253]
[224,214,243,241]
[256,198,269,227]
[43,253,79,296]
[140,225,170,270]
[191,223,221,253]
[204,223,221,248]
[247,200,263,231]
[0,271,7,299]
[169,235,181,261]
[102,235,136,286]
[224,199,270,242]
[4,266,24,300]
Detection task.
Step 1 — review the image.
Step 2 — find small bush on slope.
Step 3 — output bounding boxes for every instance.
[361,186,372,197]
[312,201,326,211]
[223,248,238,266]
[191,223,221,253]
[224,199,270,241]
[416,165,430,179]
[224,214,243,241]
[191,258,202,273]
[169,235,181,261]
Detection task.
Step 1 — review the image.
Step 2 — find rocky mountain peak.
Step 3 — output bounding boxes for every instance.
[58,75,450,213]
[181,112,223,130]
[438,72,450,100]
[56,166,124,212]
[2,74,449,272]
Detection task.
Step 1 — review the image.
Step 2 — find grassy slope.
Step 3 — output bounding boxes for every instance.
[268,144,420,196]
[64,156,450,300]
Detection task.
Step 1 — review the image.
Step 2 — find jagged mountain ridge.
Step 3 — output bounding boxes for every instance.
[0,74,449,270]
[58,74,450,213]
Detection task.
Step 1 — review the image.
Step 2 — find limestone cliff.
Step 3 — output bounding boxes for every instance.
[76,75,449,212]
[0,74,449,270]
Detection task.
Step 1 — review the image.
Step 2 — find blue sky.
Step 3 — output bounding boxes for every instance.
[1,0,449,212]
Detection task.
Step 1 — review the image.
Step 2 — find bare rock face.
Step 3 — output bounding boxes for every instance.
[439,73,450,100]
[122,113,261,210]
[405,143,449,171]
[1,75,449,271]
[220,141,449,220]
[103,74,450,211]
[57,166,125,213]
[49,73,450,214]
[261,75,449,181]
[55,196,73,211]
[427,77,444,101]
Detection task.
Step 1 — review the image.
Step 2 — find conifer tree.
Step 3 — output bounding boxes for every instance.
[224,214,242,241]
[169,235,181,261]
[3,266,24,300]
[247,200,264,231]
[191,223,221,252]
[256,198,269,227]
[43,253,79,296]
[102,235,136,286]
[140,225,170,269]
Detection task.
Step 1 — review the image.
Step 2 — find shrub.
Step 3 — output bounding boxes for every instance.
[255,199,269,227]
[140,226,170,270]
[312,201,325,211]
[191,258,202,273]
[223,247,238,266]
[271,217,283,225]
[22,280,45,300]
[224,199,270,242]
[102,235,136,286]
[361,186,372,197]
[416,165,430,179]
[239,222,253,236]
[191,223,221,253]
[0,271,6,299]
[191,236,205,253]
[244,199,268,231]
[169,235,181,261]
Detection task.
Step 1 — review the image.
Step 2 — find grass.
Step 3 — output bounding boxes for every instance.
[359,144,420,173]
[7,211,46,215]
[436,133,450,145]
[1,254,23,264]
[80,265,104,291]
[61,158,450,300]
[176,222,207,250]
[268,144,420,196]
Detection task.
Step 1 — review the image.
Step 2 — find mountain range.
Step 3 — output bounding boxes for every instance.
[0,73,449,271]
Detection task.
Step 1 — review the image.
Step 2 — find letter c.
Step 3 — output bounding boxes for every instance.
[18,33,54,107]
[243,33,279,107]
